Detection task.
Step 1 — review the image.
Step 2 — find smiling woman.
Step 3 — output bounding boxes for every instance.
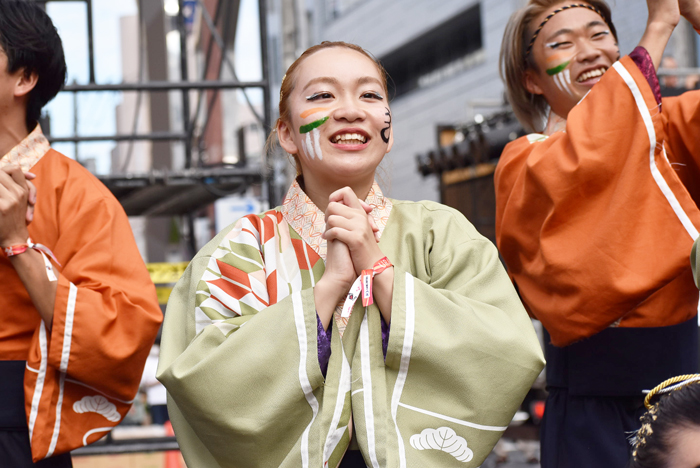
[157,41,545,468]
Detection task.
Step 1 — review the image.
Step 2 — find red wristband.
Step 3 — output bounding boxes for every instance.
[2,237,61,266]
[373,256,392,275]
[342,257,393,317]
[360,257,393,307]
[3,242,29,257]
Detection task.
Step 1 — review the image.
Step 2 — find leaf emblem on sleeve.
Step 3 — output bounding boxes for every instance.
[409,427,473,462]
[73,395,121,422]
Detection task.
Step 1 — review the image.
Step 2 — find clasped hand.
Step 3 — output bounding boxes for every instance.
[321,187,384,294]
[0,165,37,247]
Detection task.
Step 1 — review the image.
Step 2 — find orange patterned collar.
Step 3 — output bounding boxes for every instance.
[0,125,50,172]
[281,178,393,261]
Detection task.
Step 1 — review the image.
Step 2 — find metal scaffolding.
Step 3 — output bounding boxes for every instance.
[39,0,273,217]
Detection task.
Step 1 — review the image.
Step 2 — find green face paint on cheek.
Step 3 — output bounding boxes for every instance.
[299,116,329,134]
[546,60,571,76]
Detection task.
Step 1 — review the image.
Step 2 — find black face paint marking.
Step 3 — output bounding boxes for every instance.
[381,107,391,144]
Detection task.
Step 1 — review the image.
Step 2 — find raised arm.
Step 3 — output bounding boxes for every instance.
[680,0,700,32]
[495,55,700,346]
[638,0,680,70]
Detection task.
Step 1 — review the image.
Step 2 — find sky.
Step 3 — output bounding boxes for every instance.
[44,0,262,175]
[46,0,138,173]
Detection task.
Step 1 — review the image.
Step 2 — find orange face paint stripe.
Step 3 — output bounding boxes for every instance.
[300,107,329,119]
[546,52,573,64]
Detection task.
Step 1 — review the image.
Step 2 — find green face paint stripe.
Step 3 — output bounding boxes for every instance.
[546,60,570,76]
[299,116,329,134]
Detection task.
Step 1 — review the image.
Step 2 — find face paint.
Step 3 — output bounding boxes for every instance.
[381,107,391,144]
[546,60,570,76]
[298,113,329,161]
[312,128,323,160]
[300,107,329,119]
[544,54,575,97]
[299,123,328,160]
[300,116,329,134]
[301,128,324,161]
[304,132,315,160]
[551,68,574,97]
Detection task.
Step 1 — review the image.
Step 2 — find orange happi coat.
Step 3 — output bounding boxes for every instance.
[0,147,162,461]
[495,56,700,347]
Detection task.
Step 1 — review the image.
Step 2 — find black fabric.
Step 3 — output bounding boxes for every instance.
[339,450,367,467]
[544,316,699,396]
[540,387,645,468]
[0,430,72,468]
[150,404,169,425]
[0,361,72,467]
[0,361,29,429]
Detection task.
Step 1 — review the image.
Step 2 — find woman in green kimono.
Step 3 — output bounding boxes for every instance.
[157,41,545,468]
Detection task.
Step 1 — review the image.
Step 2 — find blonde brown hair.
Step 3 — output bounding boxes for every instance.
[499,0,616,132]
[266,41,389,174]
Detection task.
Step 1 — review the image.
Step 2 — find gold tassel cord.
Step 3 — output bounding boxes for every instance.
[644,374,700,409]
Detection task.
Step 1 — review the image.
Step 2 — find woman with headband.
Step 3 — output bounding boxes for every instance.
[157,41,544,467]
[497,0,700,467]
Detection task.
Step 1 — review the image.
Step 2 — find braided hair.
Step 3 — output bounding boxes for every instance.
[629,376,700,468]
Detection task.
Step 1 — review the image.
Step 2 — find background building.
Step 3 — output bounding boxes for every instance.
[264,0,699,205]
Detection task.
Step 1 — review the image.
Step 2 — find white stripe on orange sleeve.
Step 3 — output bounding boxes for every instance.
[612,61,699,240]
[28,321,48,442]
[46,282,78,457]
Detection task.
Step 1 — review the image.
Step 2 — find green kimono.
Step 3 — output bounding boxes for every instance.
[157,180,544,467]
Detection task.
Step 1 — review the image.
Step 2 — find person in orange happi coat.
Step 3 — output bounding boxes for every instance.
[0,1,162,466]
[497,0,700,467]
